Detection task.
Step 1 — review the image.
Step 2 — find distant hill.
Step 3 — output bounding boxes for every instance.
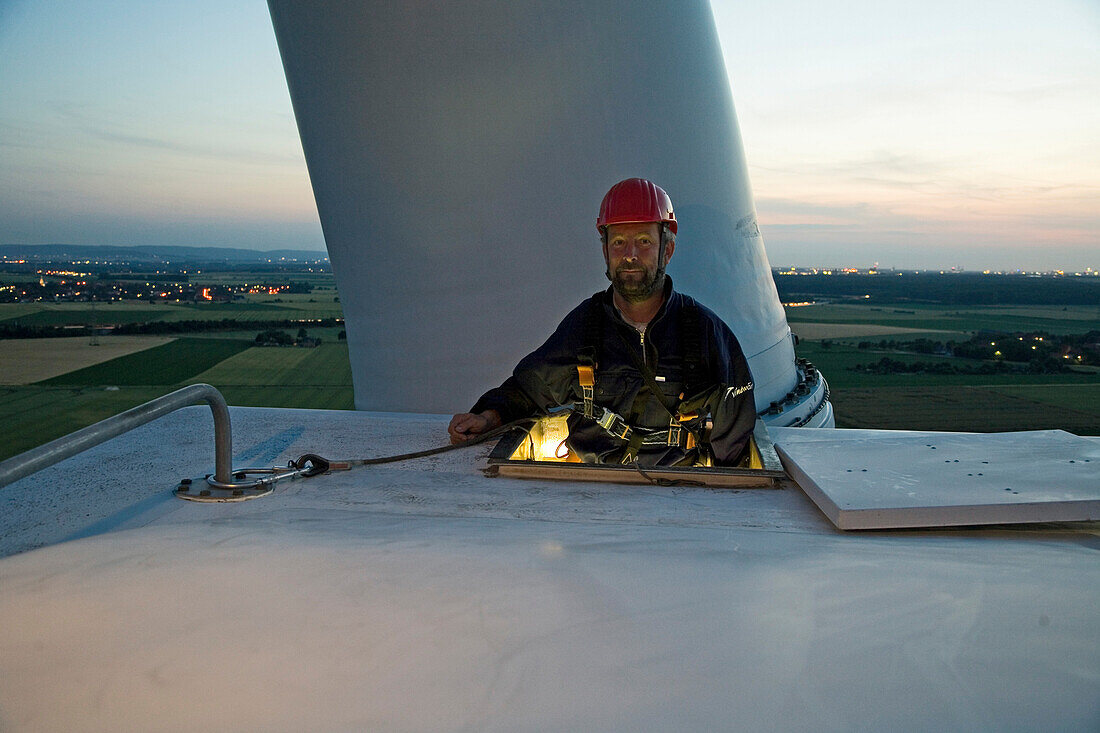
[0,244,328,264]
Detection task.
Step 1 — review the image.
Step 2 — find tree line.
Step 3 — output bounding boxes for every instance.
[0,318,343,339]
[844,330,1099,375]
[775,273,1100,305]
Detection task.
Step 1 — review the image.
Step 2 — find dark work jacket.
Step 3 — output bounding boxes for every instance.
[471,278,757,466]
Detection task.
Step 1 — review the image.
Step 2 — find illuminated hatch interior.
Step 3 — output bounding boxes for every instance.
[486,417,786,488]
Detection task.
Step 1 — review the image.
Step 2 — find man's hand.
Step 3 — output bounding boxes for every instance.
[448,410,502,444]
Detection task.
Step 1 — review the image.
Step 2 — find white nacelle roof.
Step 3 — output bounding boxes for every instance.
[1,407,1098,731]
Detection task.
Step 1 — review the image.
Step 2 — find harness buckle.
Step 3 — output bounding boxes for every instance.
[593,407,632,441]
[577,365,596,418]
[596,408,617,431]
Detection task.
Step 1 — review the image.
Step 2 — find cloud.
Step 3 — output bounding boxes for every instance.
[79,126,301,166]
[35,101,300,167]
[0,205,325,251]
[754,185,1099,270]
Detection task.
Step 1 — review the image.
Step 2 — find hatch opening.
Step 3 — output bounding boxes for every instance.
[486,418,785,488]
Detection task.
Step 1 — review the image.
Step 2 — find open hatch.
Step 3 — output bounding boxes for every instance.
[485,418,785,488]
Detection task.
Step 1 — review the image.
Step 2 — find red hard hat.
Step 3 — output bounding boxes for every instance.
[597,178,677,235]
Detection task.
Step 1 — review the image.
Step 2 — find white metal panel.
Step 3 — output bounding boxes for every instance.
[773,428,1100,529]
[267,0,796,414]
[1,409,1098,731]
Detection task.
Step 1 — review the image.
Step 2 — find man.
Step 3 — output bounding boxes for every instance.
[448,178,756,466]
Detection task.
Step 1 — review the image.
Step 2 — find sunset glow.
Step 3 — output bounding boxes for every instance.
[0,0,1096,270]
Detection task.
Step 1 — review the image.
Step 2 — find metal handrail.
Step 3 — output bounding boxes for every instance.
[0,383,232,489]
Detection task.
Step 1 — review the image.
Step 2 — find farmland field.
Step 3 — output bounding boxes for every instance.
[2,286,1096,463]
[191,343,353,387]
[789,323,961,341]
[791,302,1099,435]
[0,299,343,326]
[2,306,169,326]
[0,263,356,460]
[828,385,1100,435]
[785,303,1099,335]
[0,336,175,384]
[0,303,42,319]
[0,385,173,459]
[0,339,355,461]
[795,341,1099,389]
[39,338,253,386]
[215,385,353,410]
[989,383,1100,415]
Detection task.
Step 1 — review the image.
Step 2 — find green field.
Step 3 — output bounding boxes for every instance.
[0,338,354,461]
[215,385,353,410]
[0,270,357,461]
[0,385,175,459]
[3,306,169,326]
[191,343,354,387]
[786,303,1100,335]
[829,385,1100,434]
[795,341,1099,389]
[992,383,1100,412]
[0,303,41,318]
[39,338,253,386]
[0,299,343,327]
[2,296,1097,463]
[790,303,1100,435]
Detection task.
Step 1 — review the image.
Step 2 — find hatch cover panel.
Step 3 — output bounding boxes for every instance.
[772,429,1100,530]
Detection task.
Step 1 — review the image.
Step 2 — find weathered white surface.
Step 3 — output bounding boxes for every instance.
[773,428,1100,530]
[0,407,824,558]
[1,408,1098,731]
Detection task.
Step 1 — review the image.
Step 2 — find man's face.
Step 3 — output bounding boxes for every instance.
[603,222,673,303]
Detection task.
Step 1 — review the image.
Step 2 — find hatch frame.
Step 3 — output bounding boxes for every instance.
[486,418,786,488]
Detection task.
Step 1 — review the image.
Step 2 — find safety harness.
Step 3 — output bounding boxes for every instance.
[573,292,712,463]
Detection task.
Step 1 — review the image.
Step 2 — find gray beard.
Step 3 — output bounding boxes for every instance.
[611,264,665,303]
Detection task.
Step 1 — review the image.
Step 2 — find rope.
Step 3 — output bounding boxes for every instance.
[291,418,535,475]
[631,461,706,487]
[291,416,708,489]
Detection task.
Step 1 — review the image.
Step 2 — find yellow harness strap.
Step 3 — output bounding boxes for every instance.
[577,365,596,419]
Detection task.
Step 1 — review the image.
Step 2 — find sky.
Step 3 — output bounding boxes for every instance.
[0,0,1096,270]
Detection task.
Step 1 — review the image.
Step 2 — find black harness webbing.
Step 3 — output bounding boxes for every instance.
[579,293,604,369]
[609,324,705,452]
[578,292,713,459]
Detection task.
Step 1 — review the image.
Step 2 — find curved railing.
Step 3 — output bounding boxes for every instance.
[0,383,231,489]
